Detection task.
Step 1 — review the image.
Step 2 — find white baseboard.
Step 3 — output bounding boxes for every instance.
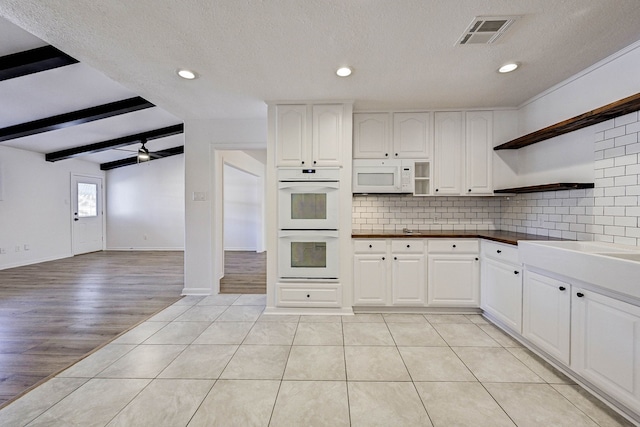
[181,287,212,296]
[0,253,72,271]
[106,247,185,251]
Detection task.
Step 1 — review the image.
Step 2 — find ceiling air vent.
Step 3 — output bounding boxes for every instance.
[457,15,520,45]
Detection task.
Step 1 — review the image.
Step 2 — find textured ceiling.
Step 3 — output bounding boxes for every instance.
[1,0,639,120]
[1,1,640,165]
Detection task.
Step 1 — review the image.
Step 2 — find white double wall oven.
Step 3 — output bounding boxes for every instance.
[277,168,340,280]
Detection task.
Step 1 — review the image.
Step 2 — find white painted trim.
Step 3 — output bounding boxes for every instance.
[106,247,185,251]
[263,307,354,315]
[181,287,212,296]
[0,254,71,271]
[224,247,259,251]
[211,141,266,150]
[518,39,640,109]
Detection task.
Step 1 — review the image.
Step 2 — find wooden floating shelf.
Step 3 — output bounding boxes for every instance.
[494,92,640,150]
[494,183,595,194]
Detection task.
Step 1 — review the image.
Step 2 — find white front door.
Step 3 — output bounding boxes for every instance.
[72,174,104,255]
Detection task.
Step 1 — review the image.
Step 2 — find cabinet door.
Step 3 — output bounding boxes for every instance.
[276,104,308,166]
[522,271,571,364]
[427,254,479,307]
[434,112,463,195]
[353,254,388,305]
[353,113,390,159]
[465,111,493,195]
[392,254,425,305]
[393,112,431,159]
[572,289,640,412]
[481,258,522,333]
[312,104,342,166]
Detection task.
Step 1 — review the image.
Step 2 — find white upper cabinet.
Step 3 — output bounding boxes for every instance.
[434,112,464,195]
[353,112,431,159]
[393,113,431,159]
[276,104,343,167]
[353,113,390,159]
[276,104,308,166]
[312,104,343,167]
[434,111,493,195]
[465,111,493,194]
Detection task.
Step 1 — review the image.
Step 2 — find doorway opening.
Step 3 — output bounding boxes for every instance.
[220,161,266,294]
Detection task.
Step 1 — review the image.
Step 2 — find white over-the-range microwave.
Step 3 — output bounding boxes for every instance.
[352,159,416,194]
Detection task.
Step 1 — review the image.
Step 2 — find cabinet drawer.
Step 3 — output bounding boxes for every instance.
[482,240,519,264]
[429,239,479,253]
[354,240,387,253]
[391,240,425,253]
[277,285,341,307]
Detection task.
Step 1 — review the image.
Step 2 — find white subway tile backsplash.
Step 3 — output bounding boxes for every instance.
[614,112,638,127]
[604,126,626,140]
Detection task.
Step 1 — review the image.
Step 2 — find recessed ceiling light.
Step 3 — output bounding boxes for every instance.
[498,63,519,73]
[336,67,352,77]
[177,69,197,79]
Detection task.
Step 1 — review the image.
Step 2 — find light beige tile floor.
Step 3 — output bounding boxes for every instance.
[0,294,635,427]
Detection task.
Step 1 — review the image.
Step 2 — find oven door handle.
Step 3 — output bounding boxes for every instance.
[278,182,339,191]
[278,230,339,238]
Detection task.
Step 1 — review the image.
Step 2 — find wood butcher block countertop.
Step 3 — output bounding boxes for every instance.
[351,230,565,246]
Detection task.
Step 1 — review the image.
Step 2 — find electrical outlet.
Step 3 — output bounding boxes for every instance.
[433,216,440,223]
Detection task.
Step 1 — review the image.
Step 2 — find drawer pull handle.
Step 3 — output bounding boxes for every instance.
[576,292,584,298]
[514,271,520,275]
[468,189,471,192]
[435,188,439,192]
[497,250,502,254]
[369,244,372,248]
[385,153,389,157]
[382,257,385,260]
[452,244,456,248]
[475,257,479,261]
[559,286,566,291]
[406,244,410,248]
[301,161,305,165]
[306,294,310,298]
[394,256,397,260]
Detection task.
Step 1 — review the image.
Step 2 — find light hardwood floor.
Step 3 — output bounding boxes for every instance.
[220,251,266,294]
[0,251,184,407]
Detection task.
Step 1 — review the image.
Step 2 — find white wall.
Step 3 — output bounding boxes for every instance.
[512,40,640,187]
[182,118,267,295]
[106,154,185,250]
[0,145,104,269]
[223,162,263,252]
[500,39,640,244]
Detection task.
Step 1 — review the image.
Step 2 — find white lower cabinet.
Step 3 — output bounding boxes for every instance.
[391,240,425,305]
[353,239,425,306]
[427,240,480,307]
[522,270,571,364]
[571,288,640,413]
[481,241,522,333]
[276,284,342,307]
[353,253,388,305]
